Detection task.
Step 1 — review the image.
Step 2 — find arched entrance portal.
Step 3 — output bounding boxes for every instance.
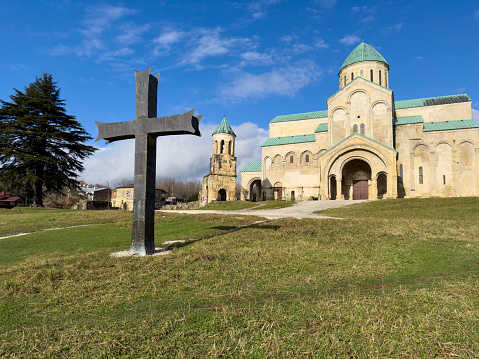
[329,176,337,200]
[218,189,226,201]
[342,159,371,200]
[273,182,283,201]
[377,173,387,199]
[249,180,262,202]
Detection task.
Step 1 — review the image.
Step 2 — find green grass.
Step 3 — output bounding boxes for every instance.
[196,201,260,210]
[1,199,479,358]
[250,200,296,210]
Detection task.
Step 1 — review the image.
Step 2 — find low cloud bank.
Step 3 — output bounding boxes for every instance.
[81,122,268,186]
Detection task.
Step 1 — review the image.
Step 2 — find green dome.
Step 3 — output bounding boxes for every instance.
[212,116,236,136]
[339,42,389,73]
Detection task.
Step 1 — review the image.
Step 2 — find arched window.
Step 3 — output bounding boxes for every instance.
[290,155,294,163]
[360,70,363,77]
[379,70,382,85]
[353,124,358,133]
[220,140,225,154]
[385,71,388,87]
[370,69,373,82]
[305,154,310,163]
[344,76,346,87]
[360,123,365,135]
[419,166,423,184]
[351,72,354,80]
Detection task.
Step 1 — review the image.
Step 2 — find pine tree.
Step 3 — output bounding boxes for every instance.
[0,73,96,206]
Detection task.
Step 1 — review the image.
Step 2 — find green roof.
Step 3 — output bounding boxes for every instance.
[423,119,478,132]
[270,110,328,123]
[240,161,262,173]
[394,94,471,110]
[212,116,236,136]
[314,123,328,132]
[340,42,389,72]
[262,134,316,147]
[394,115,424,125]
[317,132,398,159]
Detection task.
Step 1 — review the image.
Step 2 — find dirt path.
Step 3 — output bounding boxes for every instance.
[158,200,369,220]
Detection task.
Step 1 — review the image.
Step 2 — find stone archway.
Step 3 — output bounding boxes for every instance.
[377,173,387,199]
[342,159,372,200]
[249,180,262,202]
[273,182,283,201]
[329,176,337,200]
[218,189,226,201]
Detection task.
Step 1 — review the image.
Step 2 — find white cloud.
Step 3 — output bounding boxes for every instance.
[475,9,479,20]
[361,15,374,23]
[153,29,186,56]
[179,28,253,66]
[80,122,268,185]
[239,51,273,66]
[339,34,360,46]
[96,48,134,63]
[219,60,321,102]
[314,38,329,49]
[313,0,336,8]
[472,109,479,125]
[415,56,423,60]
[48,5,137,58]
[116,23,151,45]
[383,23,403,34]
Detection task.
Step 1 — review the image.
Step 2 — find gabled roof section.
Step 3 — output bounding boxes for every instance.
[327,75,391,102]
[314,123,328,132]
[262,134,316,147]
[241,161,262,173]
[317,132,398,159]
[394,115,424,125]
[270,110,328,123]
[423,119,478,132]
[212,116,236,136]
[339,42,389,73]
[394,94,471,110]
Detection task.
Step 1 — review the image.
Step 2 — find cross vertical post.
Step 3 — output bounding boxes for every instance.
[95,67,202,256]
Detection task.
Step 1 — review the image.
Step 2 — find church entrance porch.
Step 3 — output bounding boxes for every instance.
[342,159,372,200]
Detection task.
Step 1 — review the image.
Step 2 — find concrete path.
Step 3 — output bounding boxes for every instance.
[158,200,369,220]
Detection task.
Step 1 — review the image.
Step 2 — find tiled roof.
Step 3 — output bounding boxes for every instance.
[423,119,478,132]
[340,42,389,72]
[212,116,236,136]
[270,110,328,123]
[394,115,424,125]
[314,123,328,132]
[240,161,262,172]
[262,134,316,147]
[394,94,471,109]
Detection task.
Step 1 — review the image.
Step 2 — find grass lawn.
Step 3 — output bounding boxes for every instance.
[1,199,479,358]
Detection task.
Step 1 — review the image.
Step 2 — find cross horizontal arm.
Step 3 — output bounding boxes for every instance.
[148,109,202,137]
[95,120,135,144]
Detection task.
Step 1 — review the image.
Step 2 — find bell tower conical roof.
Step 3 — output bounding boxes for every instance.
[212,116,236,136]
[339,41,389,73]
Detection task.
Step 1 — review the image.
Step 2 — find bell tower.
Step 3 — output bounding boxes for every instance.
[200,116,237,204]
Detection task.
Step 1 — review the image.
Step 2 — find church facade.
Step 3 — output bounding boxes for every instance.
[241,42,479,201]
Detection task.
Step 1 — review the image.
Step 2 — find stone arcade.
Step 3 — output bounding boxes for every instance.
[241,41,479,201]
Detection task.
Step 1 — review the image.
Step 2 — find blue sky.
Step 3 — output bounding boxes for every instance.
[1,1,478,185]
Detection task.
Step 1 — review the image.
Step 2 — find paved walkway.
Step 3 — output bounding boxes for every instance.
[158,200,369,220]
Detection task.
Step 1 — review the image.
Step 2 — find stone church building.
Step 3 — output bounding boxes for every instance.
[201,117,237,203]
[241,41,479,201]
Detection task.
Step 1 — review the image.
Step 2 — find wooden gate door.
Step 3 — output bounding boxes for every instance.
[353,180,368,200]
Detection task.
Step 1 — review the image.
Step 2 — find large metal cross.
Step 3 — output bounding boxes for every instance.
[95,67,202,255]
